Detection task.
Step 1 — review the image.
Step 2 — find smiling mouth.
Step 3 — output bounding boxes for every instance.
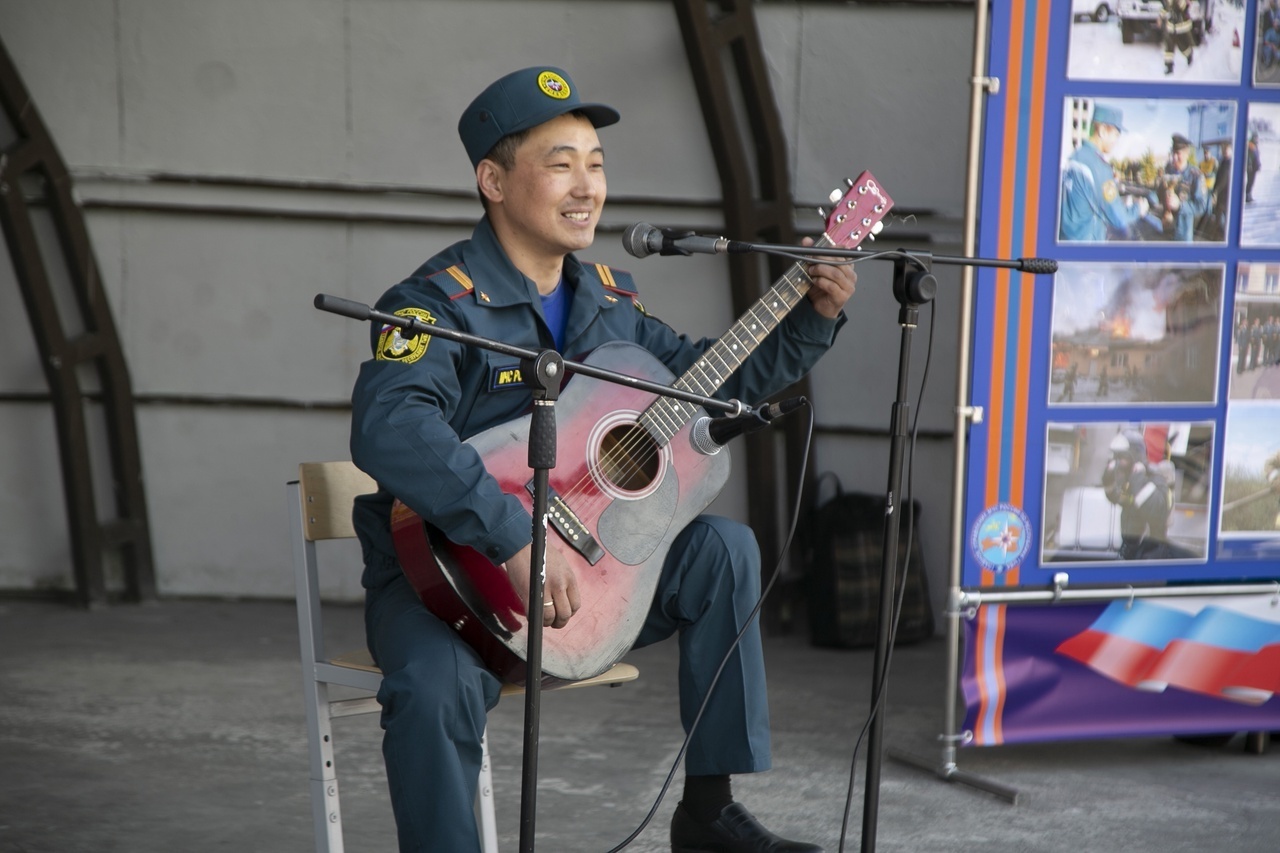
[563,212,592,222]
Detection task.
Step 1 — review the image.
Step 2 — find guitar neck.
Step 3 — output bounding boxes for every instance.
[639,234,835,445]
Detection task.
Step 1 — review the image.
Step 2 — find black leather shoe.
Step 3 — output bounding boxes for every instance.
[671,802,823,852]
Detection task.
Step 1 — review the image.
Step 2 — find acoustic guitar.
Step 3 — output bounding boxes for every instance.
[391,172,893,685]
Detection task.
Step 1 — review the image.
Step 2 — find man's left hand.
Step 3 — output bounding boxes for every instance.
[802,236,857,319]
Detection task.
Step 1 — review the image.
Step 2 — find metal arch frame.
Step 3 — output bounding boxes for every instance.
[672,0,814,628]
[0,37,156,605]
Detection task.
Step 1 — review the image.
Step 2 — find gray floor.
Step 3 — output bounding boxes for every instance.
[1,595,1276,853]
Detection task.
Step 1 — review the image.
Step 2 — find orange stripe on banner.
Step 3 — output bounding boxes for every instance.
[983,270,1009,527]
[982,5,1026,587]
[1005,5,1049,587]
[990,604,1007,744]
[974,605,992,743]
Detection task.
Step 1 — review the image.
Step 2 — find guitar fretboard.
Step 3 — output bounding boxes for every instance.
[639,234,836,445]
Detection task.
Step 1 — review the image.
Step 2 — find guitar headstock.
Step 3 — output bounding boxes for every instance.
[822,171,893,250]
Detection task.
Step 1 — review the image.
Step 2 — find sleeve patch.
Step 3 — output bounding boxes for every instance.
[376,307,436,363]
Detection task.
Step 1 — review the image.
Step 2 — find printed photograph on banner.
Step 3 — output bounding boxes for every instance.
[1048,262,1224,406]
[1041,421,1213,565]
[1255,0,1280,87]
[1219,404,1280,538]
[1058,97,1236,244]
[1228,267,1280,400]
[1239,102,1280,245]
[1068,0,1244,84]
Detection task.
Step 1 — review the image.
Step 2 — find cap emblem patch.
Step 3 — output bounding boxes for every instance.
[538,71,571,100]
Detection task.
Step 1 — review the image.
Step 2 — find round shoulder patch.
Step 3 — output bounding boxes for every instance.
[1102,180,1119,203]
[538,71,571,100]
[376,307,436,364]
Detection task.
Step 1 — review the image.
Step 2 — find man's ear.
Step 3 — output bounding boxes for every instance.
[476,160,503,205]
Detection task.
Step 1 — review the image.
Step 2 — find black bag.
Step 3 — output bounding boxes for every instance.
[803,474,934,648]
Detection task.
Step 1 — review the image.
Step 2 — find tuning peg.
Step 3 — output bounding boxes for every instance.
[817,206,827,219]
[872,221,885,235]
[844,177,855,188]
[828,188,843,204]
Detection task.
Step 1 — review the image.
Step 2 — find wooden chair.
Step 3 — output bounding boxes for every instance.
[289,461,639,853]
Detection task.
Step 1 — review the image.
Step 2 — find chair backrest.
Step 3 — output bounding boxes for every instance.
[298,461,377,542]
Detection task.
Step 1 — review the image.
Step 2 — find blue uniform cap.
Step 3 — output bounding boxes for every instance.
[458,67,620,167]
[1171,133,1192,152]
[1092,104,1124,132]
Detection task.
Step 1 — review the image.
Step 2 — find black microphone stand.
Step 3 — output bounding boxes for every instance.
[721,243,1054,853]
[313,293,746,853]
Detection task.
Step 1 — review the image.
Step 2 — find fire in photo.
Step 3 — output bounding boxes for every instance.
[1049,263,1224,406]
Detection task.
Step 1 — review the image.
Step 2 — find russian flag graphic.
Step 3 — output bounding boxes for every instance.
[1057,598,1280,705]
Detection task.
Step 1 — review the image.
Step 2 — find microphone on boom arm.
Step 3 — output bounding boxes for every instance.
[622,222,752,259]
[689,397,807,456]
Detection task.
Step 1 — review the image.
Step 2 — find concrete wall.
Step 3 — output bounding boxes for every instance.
[0,0,976,619]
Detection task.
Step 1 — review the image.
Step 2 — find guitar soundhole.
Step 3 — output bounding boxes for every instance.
[598,424,660,492]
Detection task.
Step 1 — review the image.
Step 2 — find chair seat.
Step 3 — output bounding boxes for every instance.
[329,650,640,696]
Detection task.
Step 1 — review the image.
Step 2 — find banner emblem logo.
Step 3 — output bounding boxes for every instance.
[970,503,1032,573]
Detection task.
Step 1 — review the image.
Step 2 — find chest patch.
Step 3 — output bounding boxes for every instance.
[490,363,526,391]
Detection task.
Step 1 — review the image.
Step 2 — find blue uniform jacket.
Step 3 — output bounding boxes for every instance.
[350,217,845,589]
[1059,140,1142,242]
[1166,163,1210,241]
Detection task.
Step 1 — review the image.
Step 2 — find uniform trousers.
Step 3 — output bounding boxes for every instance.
[365,514,772,852]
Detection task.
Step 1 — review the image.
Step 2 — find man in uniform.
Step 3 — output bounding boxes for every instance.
[1236,313,1252,374]
[1060,104,1147,242]
[1162,0,1196,75]
[1160,133,1211,242]
[1101,430,1174,560]
[348,67,854,852]
[1246,133,1261,203]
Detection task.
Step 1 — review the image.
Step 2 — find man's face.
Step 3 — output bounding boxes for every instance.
[483,113,606,264]
[1095,123,1120,154]
[1172,147,1189,170]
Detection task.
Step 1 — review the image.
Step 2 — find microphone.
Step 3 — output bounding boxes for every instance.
[690,397,807,455]
[622,222,752,259]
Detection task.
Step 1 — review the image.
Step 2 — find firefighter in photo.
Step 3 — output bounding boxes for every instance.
[1059,104,1147,242]
[1101,431,1174,560]
[1162,0,1196,75]
[1161,133,1211,242]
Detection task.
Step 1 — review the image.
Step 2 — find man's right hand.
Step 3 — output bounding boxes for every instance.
[504,541,581,629]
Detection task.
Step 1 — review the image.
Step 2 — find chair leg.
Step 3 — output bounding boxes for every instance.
[304,676,345,853]
[476,727,499,853]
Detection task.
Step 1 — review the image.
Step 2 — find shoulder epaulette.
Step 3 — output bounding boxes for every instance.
[591,262,638,295]
[425,265,476,301]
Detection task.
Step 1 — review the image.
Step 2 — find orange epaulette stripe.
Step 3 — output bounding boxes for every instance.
[594,263,617,289]
[444,265,474,300]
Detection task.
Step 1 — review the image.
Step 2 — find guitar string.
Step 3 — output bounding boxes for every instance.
[550,245,828,526]
[553,258,817,520]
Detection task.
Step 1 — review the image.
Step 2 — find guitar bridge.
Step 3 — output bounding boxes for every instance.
[528,482,606,565]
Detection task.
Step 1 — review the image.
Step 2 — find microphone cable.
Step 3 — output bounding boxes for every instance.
[604,397,816,853]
